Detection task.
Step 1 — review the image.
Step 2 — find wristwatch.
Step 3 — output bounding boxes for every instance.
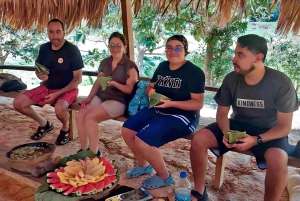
[257,135,263,145]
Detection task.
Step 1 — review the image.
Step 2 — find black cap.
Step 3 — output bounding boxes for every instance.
[166,35,189,55]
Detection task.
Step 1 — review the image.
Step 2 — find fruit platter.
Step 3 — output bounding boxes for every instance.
[35,151,120,201]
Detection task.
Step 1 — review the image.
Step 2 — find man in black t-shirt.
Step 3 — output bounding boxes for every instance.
[13,19,84,145]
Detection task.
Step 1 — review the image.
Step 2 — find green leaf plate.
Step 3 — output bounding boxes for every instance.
[223,130,246,144]
[99,76,112,90]
[148,93,171,108]
[35,62,49,75]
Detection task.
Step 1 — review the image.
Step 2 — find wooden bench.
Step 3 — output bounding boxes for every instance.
[1,65,300,190]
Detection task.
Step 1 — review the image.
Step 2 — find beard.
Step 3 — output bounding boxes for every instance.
[233,63,255,76]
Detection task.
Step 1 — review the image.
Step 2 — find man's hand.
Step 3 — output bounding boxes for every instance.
[234,134,257,151]
[79,97,92,108]
[222,135,236,149]
[36,71,48,81]
[44,92,60,104]
[223,134,257,151]
[154,99,173,108]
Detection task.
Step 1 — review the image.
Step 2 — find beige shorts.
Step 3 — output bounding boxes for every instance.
[90,96,126,118]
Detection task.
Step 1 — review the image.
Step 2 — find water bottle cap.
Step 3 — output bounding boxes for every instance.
[180,171,187,178]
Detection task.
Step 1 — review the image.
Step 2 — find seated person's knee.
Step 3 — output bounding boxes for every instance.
[55,106,67,119]
[265,148,288,172]
[191,129,214,149]
[13,95,25,111]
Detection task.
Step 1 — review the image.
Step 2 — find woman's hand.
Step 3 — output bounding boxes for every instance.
[98,72,105,77]
[154,99,173,108]
[107,80,117,87]
[79,96,92,108]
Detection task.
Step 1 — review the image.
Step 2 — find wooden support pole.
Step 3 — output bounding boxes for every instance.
[69,109,78,140]
[120,0,135,61]
[214,154,226,189]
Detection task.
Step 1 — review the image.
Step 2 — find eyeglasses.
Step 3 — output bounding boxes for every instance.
[109,43,122,49]
[165,46,184,53]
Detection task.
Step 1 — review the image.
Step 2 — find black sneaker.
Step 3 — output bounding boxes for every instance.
[191,188,208,201]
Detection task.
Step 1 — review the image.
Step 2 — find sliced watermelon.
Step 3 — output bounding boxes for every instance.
[50,183,66,190]
[47,178,60,184]
[55,168,65,173]
[56,184,72,193]
[103,160,114,169]
[107,175,117,184]
[103,177,112,190]
[94,180,104,192]
[46,172,59,179]
[72,186,86,197]
[83,183,97,195]
[105,167,116,175]
[63,186,77,196]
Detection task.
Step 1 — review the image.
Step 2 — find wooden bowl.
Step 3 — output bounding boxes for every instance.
[6,142,55,172]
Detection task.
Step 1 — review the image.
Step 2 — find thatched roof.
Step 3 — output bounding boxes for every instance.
[0,0,299,35]
[0,0,116,31]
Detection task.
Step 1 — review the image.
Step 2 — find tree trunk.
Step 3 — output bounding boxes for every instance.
[136,49,145,75]
[0,45,4,65]
[204,41,213,85]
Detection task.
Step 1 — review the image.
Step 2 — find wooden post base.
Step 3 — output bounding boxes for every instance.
[69,109,78,140]
[214,154,226,189]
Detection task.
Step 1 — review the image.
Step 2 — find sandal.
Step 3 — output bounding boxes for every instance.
[191,188,208,201]
[77,148,90,153]
[77,148,102,157]
[30,120,54,140]
[142,174,173,189]
[126,164,153,178]
[55,130,70,145]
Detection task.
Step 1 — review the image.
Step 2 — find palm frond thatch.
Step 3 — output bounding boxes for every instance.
[0,0,300,35]
[271,0,300,35]
[0,0,113,32]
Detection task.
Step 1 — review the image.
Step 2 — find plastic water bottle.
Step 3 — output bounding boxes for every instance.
[175,171,191,201]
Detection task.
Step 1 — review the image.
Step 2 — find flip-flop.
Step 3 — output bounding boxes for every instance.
[126,164,153,178]
[30,120,54,140]
[191,188,208,201]
[142,174,173,189]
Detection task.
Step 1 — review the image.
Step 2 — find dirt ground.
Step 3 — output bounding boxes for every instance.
[0,95,299,201]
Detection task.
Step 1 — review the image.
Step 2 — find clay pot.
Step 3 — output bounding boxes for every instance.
[6,142,55,175]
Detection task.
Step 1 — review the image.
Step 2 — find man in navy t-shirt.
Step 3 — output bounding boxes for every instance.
[13,19,84,145]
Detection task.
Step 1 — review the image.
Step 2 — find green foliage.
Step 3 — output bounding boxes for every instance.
[0,25,46,64]
[186,49,205,70]
[204,21,248,85]
[266,37,300,92]
[142,55,164,77]
[82,48,108,68]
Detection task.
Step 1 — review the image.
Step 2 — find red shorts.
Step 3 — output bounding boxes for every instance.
[24,85,78,107]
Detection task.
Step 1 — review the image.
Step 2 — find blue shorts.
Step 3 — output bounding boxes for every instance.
[123,107,200,147]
